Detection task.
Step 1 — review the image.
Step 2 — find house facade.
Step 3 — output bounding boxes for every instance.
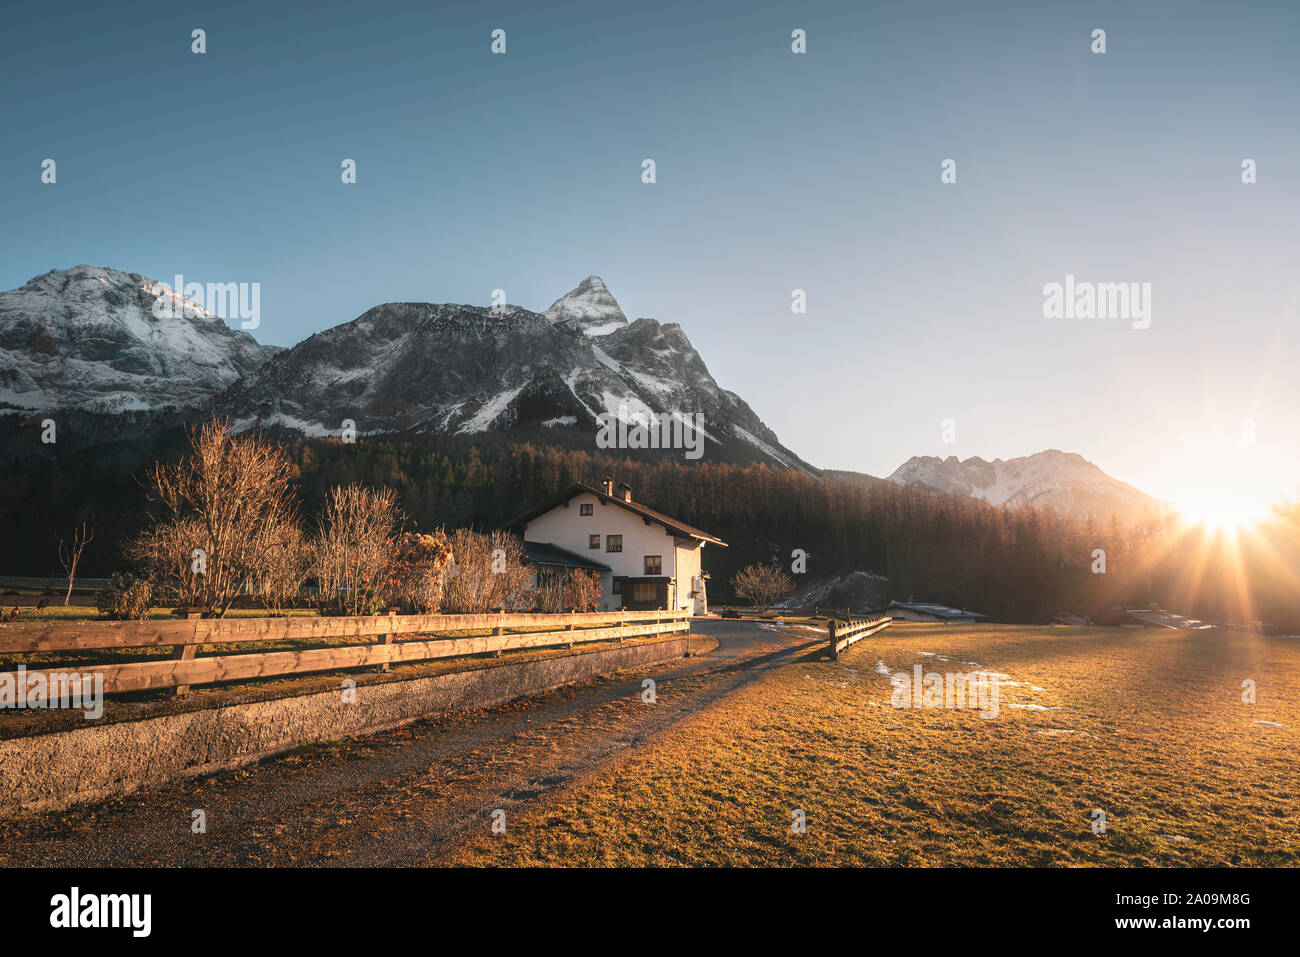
[507,479,725,615]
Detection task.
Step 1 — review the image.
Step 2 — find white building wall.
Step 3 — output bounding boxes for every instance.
[674,540,704,614]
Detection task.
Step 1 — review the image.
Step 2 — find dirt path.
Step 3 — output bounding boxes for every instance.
[0,619,826,866]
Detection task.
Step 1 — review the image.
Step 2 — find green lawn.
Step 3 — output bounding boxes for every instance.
[446,623,1300,866]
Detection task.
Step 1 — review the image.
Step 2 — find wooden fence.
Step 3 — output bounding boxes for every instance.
[0,609,691,703]
[827,616,892,659]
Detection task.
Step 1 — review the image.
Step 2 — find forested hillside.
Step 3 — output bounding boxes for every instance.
[3,430,1297,629]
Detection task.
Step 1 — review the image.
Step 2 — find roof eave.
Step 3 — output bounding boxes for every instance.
[504,482,727,546]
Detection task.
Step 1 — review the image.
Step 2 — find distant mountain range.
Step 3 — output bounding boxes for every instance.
[0,266,1166,523]
[0,266,812,469]
[884,450,1167,523]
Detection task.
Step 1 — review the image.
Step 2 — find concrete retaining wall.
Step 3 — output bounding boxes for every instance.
[0,636,688,818]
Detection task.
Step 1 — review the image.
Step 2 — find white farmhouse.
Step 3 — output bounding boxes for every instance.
[506,479,725,615]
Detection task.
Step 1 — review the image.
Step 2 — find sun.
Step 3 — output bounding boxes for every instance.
[1173,489,1270,534]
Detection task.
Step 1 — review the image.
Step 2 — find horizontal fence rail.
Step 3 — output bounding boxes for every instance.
[0,575,111,592]
[0,609,691,703]
[827,616,892,659]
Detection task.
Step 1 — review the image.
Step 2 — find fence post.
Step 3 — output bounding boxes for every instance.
[565,618,575,649]
[378,610,394,672]
[171,612,201,697]
[828,619,838,660]
[492,609,505,657]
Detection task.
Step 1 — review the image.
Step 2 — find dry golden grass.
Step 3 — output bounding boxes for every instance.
[445,623,1300,866]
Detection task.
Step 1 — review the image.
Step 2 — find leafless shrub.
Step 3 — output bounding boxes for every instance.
[730,563,795,614]
[534,568,601,613]
[441,529,533,614]
[312,484,401,616]
[252,519,309,614]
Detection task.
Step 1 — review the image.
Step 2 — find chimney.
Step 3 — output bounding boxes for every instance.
[619,481,633,503]
[601,477,614,496]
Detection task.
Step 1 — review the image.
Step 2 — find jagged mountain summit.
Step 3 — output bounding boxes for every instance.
[887,449,1164,522]
[217,276,812,469]
[0,265,277,416]
[543,275,628,336]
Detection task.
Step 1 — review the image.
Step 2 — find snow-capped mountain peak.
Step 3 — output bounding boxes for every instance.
[887,449,1163,522]
[216,275,811,470]
[543,275,628,335]
[3,267,810,470]
[0,265,277,417]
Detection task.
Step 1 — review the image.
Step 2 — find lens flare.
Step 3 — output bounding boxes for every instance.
[1173,489,1270,534]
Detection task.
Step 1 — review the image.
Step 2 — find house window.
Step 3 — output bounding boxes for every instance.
[589,534,601,550]
[606,534,623,553]
[644,555,662,575]
[632,582,657,602]
[580,503,593,516]
[612,579,622,594]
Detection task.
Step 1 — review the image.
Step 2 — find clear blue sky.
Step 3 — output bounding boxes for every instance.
[2,0,1298,507]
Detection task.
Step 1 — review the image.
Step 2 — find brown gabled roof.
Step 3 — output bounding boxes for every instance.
[503,482,727,547]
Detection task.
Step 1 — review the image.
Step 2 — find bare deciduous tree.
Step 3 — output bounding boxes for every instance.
[730,563,795,614]
[128,418,299,617]
[57,523,94,606]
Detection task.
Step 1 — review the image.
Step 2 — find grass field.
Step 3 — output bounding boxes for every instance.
[0,598,320,622]
[446,623,1300,866]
